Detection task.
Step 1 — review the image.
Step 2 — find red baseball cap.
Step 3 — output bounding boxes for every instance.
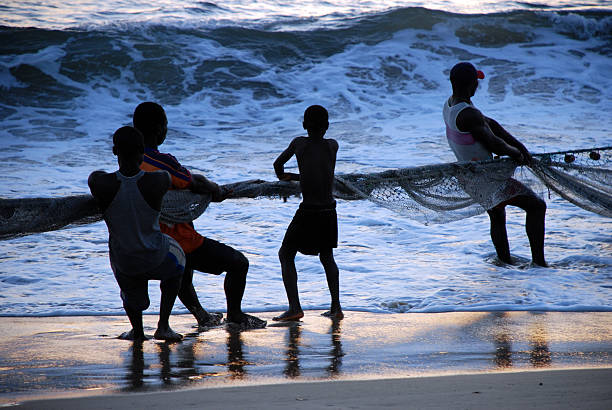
[450,62,485,83]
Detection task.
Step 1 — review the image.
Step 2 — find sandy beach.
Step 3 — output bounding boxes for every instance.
[1,311,611,408]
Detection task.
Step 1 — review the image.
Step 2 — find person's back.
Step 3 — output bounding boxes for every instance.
[88,126,184,341]
[104,169,169,274]
[273,105,343,322]
[293,136,337,206]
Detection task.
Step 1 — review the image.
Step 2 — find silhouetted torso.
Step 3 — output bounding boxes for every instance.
[293,137,338,206]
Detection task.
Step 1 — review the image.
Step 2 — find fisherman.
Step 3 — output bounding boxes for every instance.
[443,62,547,266]
[133,102,266,329]
[88,126,184,341]
[272,105,343,321]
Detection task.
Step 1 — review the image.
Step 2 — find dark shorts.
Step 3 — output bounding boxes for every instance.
[186,237,247,276]
[282,202,338,256]
[112,238,185,311]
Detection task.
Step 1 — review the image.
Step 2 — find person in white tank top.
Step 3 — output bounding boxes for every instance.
[443,62,547,267]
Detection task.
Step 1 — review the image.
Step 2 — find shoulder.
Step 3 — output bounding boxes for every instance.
[292,136,308,146]
[145,148,184,168]
[88,170,111,187]
[142,170,171,189]
[326,138,339,151]
[88,170,118,207]
[456,106,486,132]
[286,136,308,152]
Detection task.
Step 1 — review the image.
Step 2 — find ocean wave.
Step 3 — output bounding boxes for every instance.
[1,7,609,104]
[547,11,612,42]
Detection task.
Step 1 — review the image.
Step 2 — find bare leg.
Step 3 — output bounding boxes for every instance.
[273,245,304,321]
[506,194,547,267]
[487,206,512,264]
[120,307,148,341]
[179,266,223,328]
[319,249,343,319]
[222,250,267,329]
[224,251,248,322]
[154,275,183,341]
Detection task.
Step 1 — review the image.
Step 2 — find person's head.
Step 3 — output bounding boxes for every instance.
[112,126,145,165]
[450,62,485,97]
[302,105,329,138]
[133,102,168,147]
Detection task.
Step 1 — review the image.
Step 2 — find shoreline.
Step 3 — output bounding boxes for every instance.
[1,311,611,407]
[13,368,612,410]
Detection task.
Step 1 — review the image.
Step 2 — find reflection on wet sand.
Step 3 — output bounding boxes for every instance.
[327,319,344,377]
[7,312,606,398]
[226,328,249,379]
[283,323,301,378]
[126,342,145,389]
[119,312,566,390]
[491,312,552,369]
[528,317,552,368]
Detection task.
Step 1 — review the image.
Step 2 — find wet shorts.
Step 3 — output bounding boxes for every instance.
[112,237,185,311]
[282,202,338,256]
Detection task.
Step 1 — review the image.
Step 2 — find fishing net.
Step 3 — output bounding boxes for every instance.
[1,147,610,239]
[337,147,612,224]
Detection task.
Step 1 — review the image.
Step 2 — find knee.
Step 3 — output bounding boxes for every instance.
[161,272,182,297]
[487,207,505,222]
[231,250,249,275]
[122,290,150,312]
[537,197,547,213]
[278,246,294,263]
[528,197,547,217]
[319,250,334,265]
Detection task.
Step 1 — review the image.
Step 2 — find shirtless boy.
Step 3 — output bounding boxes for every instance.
[272,105,343,321]
[88,126,185,341]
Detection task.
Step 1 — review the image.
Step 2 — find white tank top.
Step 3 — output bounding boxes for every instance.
[443,98,492,162]
[104,170,169,274]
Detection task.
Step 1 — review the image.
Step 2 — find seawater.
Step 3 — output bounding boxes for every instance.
[1,1,611,316]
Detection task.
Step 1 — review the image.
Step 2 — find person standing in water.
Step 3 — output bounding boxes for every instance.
[273,105,343,321]
[88,126,185,341]
[133,102,266,329]
[443,62,547,266]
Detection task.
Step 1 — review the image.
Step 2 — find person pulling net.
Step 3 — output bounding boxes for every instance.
[1,146,610,240]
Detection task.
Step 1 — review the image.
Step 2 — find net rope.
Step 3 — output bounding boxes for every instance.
[1,147,610,239]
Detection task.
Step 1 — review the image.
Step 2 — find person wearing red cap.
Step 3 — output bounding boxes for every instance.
[443,62,547,267]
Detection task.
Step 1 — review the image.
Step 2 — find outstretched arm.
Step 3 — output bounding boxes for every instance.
[273,139,300,181]
[458,108,525,163]
[484,117,532,164]
[190,174,231,202]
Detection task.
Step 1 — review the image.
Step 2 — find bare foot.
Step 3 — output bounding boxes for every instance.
[193,307,224,330]
[321,309,344,320]
[118,329,148,341]
[227,313,267,330]
[153,326,183,341]
[272,310,304,322]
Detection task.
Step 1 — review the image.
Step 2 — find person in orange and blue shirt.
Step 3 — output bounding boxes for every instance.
[133,102,266,330]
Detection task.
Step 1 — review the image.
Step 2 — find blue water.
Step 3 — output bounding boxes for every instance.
[0,1,611,316]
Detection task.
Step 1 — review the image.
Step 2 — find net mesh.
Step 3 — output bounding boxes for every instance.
[337,147,612,224]
[1,147,610,239]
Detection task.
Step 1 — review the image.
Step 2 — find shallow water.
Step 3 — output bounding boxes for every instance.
[0,1,611,316]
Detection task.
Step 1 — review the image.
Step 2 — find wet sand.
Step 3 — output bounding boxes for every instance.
[1,311,611,408]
